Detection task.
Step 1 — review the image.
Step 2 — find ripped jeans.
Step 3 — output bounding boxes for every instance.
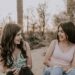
[43,67,75,75]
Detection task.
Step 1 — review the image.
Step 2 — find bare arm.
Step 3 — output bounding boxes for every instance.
[43,40,56,67]
[25,42,32,69]
[71,50,75,68]
[65,50,75,72]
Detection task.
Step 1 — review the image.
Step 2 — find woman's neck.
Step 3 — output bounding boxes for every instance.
[59,40,73,47]
[12,47,20,61]
[12,47,20,55]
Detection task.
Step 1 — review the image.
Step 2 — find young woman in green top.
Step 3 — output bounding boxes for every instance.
[0,23,32,75]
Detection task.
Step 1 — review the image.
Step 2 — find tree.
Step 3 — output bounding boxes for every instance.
[24,14,30,34]
[24,8,36,34]
[37,3,48,36]
[67,0,75,22]
[53,12,70,27]
[17,0,23,27]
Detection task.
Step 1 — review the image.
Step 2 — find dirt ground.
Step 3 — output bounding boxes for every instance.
[31,47,47,75]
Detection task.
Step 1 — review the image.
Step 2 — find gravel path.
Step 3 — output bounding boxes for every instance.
[31,47,47,75]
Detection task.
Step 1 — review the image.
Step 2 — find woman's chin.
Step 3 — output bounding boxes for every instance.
[59,38,64,42]
[15,42,20,45]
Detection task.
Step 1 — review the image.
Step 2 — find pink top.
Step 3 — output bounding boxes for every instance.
[50,41,75,67]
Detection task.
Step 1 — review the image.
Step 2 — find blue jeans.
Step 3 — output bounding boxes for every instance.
[43,67,75,75]
[67,68,75,75]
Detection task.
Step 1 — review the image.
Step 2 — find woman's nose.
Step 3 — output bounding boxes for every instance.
[20,34,22,39]
[58,31,61,35]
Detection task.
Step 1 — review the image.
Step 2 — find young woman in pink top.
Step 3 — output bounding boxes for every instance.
[43,22,75,75]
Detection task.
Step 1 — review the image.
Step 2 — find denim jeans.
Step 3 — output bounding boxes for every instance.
[43,67,75,75]
[66,68,75,75]
[43,67,64,75]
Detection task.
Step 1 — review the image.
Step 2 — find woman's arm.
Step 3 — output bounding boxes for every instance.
[71,50,75,68]
[25,42,32,69]
[64,50,75,72]
[43,40,56,67]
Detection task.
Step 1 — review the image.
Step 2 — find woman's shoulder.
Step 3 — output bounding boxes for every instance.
[48,39,58,49]
[73,44,75,51]
[23,41,30,51]
[23,41,29,47]
[50,39,58,45]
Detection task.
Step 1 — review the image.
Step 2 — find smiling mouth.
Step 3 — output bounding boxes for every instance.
[16,40,20,42]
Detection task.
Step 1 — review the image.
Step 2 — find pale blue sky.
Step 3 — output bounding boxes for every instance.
[0,0,67,28]
[0,0,16,22]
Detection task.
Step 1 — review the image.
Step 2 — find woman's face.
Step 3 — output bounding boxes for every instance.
[58,26,67,42]
[14,30,22,45]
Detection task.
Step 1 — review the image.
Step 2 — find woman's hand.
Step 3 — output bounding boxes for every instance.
[12,68,20,75]
[6,68,12,73]
[44,60,51,67]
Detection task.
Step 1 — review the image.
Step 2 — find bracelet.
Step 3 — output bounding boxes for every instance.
[27,65,31,68]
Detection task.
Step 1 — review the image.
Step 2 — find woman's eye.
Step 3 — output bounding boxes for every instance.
[58,30,64,33]
[17,33,21,36]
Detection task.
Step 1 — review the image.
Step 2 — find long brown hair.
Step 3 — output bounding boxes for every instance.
[1,23,27,68]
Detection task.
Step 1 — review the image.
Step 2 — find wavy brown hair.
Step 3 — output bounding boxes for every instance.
[1,23,27,68]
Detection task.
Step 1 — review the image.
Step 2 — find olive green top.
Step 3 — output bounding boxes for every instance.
[11,51,27,69]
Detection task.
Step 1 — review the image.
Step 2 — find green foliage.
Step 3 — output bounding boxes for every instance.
[25,31,57,49]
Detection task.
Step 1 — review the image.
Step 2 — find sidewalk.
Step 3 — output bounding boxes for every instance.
[31,47,47,75]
